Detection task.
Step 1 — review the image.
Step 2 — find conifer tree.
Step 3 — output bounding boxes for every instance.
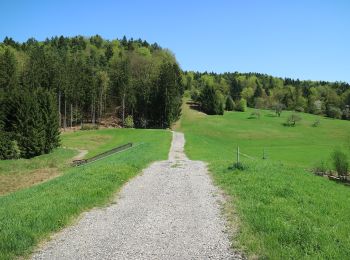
[0,47,17,90]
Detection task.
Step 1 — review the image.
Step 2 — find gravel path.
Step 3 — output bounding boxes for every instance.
[72,149,88,160]
[32,132,240,259]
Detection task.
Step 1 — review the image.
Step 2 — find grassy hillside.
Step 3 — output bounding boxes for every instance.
[180,102,349,168]
[0,128,171,260]
[0,148,76,195]
[178,100,350,259]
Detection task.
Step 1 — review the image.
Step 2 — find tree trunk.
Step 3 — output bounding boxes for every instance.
[70,103,73,128]
[99,89,103,124]
[64,98,67,130]
[58,91,61,128]
[92,97,96,125]
[122,92,125,127]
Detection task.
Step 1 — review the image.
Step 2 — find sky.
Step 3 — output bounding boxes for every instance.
[0,0,349,82]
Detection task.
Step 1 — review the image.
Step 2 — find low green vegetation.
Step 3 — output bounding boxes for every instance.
[0,148,76,195]
[0,128,171,260]
[180,100,349,168]
[178,100,350,259]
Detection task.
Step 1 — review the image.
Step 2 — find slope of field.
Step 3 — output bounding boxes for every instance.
[0,148,76,195]
[180,102,350,168]
[177,101,350,259]
[0,129,171,260]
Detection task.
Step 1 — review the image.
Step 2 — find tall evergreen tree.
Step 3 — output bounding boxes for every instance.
[0,47,17,90]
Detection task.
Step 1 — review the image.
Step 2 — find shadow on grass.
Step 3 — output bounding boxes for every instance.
[186,101,201,112]
[265,113,278,118]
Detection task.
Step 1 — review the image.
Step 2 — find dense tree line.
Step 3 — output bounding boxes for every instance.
[185,71,350,119]
[0,35,183,159]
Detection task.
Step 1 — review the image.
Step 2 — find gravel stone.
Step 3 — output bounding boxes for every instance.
[32,132,242,259]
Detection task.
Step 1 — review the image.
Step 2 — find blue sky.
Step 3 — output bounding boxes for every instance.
[1,0,349,82]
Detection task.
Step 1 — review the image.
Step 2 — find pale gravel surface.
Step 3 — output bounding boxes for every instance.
[32,132,241,259]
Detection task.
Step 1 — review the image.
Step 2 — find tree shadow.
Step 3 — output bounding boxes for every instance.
[265,113,277,118]
[186,101,201,112]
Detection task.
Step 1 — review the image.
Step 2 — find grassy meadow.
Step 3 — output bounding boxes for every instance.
[0,148,76,195]
[179,101,350,168]
[177,100,350,259]
[0,128,171,260]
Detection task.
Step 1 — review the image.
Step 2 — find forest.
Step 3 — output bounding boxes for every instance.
[0,35,183,159]
[1,35,350,160]
[186,71,350,118]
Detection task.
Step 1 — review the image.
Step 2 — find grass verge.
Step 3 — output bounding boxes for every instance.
[0,148,76,195]
[178,100,350,259]
[0,128,171,260]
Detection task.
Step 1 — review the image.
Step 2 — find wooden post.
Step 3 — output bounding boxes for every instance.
[237,146,240,164]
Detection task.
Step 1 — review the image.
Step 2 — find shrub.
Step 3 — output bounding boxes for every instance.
[138,117,148,128]
[295,106,304,112]
[343,105,350,120]
[80,124,99,130]
[274,103,284,117]
[231,162,247,170]
[249,110,261,119]
[312,119,320,127]
[190,88,200,102]
[225,96,235,111]
[254,97,265,109]
[313,160,328,176]
[124,115,134,128]
[326,105,342,119]
[0,133,21,160]
[235,98,247,112]
[284,113,302,126]
[332,149,349,179]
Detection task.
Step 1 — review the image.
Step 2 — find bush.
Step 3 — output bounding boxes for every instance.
[312,119,320,127]
[326,105,342,119]
[0,132,21,160]
[274,103,284,117]
[284,113,302,126]
[249,110,261,119]
[313,160,328,176]
[190,88,201,102]
[332,149,349,179]
[138,117,148,128]
[295,106,304,112]
[80,124,99,130]
[231,162,247,170]
[124,115,134,128]
[225,96,235,111]
[235,98,247,112]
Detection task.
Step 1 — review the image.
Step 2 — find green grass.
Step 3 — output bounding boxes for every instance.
[0,148,77,195]
[0,148,76,176]
[178,100,350,259]
[0,128,171,260]
[180,102,350,168]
